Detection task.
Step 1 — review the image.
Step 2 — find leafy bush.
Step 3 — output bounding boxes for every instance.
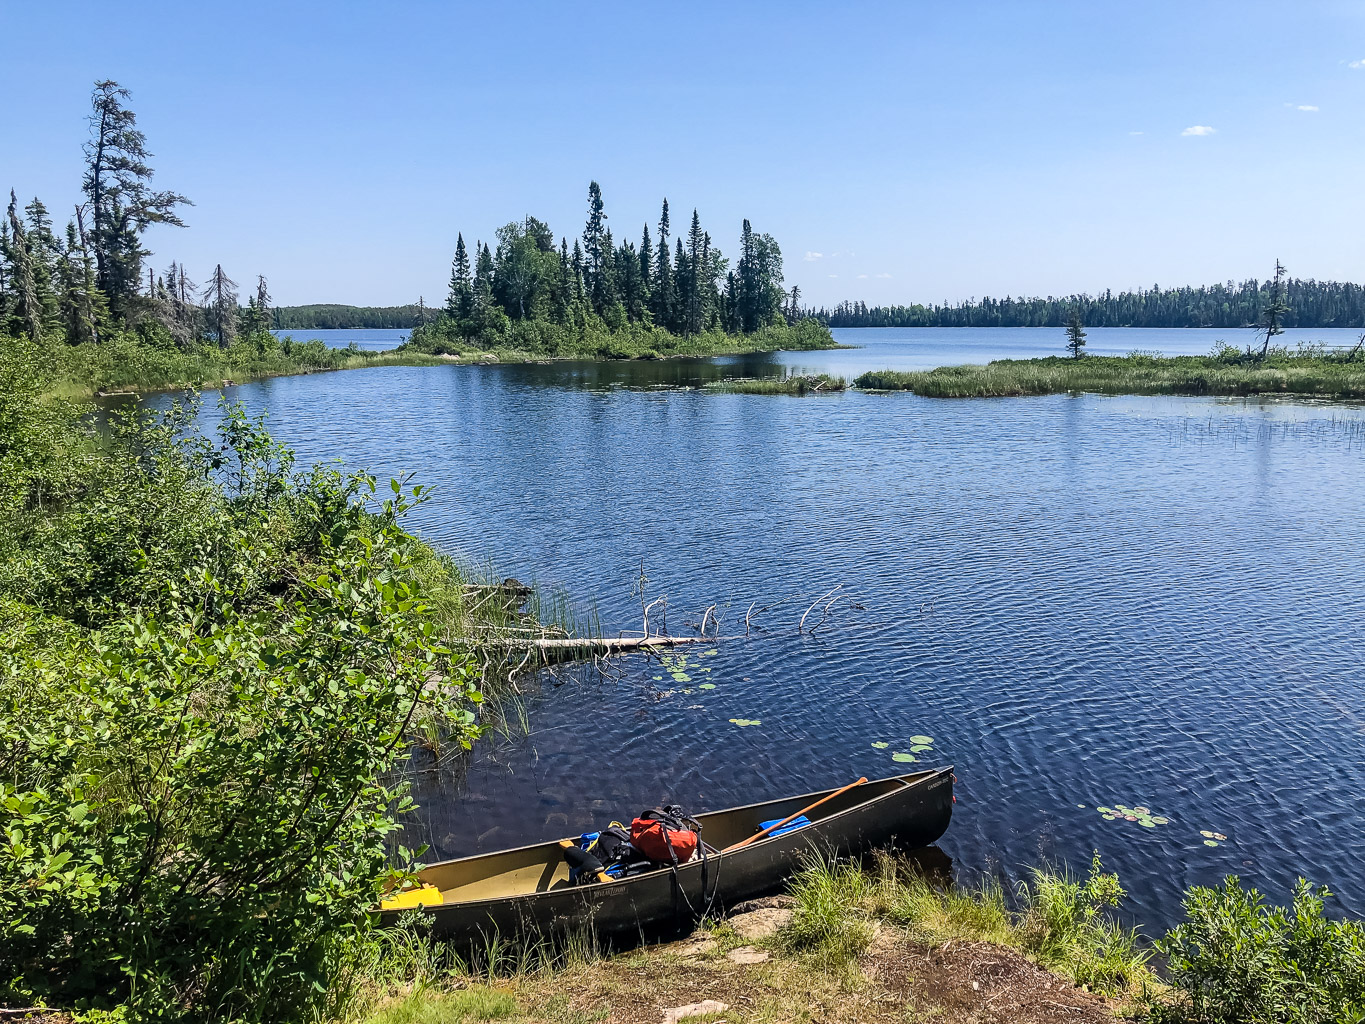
[1150,876,1365,1024]
[0,340,484,1021]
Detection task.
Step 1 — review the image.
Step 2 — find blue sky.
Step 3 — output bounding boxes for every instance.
[3,0,1363,308]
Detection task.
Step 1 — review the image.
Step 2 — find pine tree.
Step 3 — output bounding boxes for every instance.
[201,263,238,347]
[23,198,61,328]
[1065,311,1087,358]
[82,80,191,321]
[256,275,271,331]
[57,221,104,346]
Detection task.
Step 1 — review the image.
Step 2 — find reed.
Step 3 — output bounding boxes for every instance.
[855,349,1365,399]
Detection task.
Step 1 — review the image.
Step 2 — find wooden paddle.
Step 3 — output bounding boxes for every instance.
[722,777,868,853]
[559,839,613,883]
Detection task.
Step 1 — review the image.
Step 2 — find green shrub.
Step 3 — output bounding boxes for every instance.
[1150,877,1365,1024]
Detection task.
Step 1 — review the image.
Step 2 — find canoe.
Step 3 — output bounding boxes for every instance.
[379,766,954,944]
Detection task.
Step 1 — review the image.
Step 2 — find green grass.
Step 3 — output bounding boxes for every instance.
[855,349,1365,399]
[782,852,1155,1003]
[708,373,848,395]
[362,988,520,1024]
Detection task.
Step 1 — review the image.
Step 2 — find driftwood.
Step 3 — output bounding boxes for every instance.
[461,634,717,652]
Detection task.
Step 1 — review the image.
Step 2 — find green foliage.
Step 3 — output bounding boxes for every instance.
[274,304,431,330]
[853,347,1365,399]
[779,856,875,966]
[0,341,484,1021]
[1150,877,1365,1024]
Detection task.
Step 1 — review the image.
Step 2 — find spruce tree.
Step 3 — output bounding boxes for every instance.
[23,198,61,328]
[653,200,674,328]
[583,181,607,313]
[201,263,238,347]
[1065,311,1087,358]
[256,275,271,331]
[446,233,472,319]
[685,211,705,334]
[58,220,106,346]
[638,224,653,316]
[1258,260,1290,359]
[4,191,43,341]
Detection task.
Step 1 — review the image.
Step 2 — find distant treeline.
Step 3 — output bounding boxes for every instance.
[818,278,1365,330]
[272,304,426,330]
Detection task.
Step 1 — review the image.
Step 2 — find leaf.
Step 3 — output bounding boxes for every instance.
[1204,839,1220,847]
[911,744,933,754]
[728,718,761,727]
[698,683,715,690]
[909,735,933,745]
[891,752,917,763]
[871,741,889,750]
[1200,830,1215,838]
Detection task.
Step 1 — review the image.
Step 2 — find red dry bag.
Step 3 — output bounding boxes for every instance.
[631,808,699,864]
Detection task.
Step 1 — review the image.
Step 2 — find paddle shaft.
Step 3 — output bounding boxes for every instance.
[722,777,868,853]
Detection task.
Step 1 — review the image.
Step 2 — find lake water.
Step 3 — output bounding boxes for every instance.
[160,328,1365,931]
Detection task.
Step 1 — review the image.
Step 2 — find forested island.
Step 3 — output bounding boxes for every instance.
[272,303,428,330]
[0,83,831,395]
[398,183,831,360]
[821,278,1365,329]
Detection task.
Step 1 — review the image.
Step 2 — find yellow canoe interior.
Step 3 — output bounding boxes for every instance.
[381,772,931,910]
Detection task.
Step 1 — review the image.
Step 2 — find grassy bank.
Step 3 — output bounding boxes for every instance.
[706,372,847,395]
[855,349,1365,399]
[402,317,839,363]
[43,331,450,396]
[337,854,1365,1024]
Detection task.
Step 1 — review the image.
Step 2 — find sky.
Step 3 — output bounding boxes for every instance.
[3,0,1364,309]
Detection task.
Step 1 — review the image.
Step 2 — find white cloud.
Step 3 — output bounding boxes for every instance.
[827,274,839,279]
[803,251,823,262]
[1182,125,1216,136]
[856,274,869,279]
[1128,130,1144,135]
[1349,59,1365,69]
[875,273,892,279]
[1296,104,1319,111]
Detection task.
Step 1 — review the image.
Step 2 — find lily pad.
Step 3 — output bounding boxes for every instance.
[1096,806,1113,814]
[911,744,933,754]
[1078,804,1086,809]
[909,735,934,745]
[1213,833,1227,841]
[1102,814,1116,820]
[705,649,719,656]
[1133,806,1151,816]
[699,683,715,690]
[1151,816,1169,825]
[871,741,889,750]
[1204,840,1220,847]
[671,672,691,683]
[891,752,917,763]
[1139,819,1156,828]
[728,718,761,727]
[1200,830,1215,839]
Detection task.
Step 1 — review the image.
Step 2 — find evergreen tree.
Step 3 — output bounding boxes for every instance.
[4,191,43,341]
[446,234,472,320]
[82,80,191,321]
[685,211,705,334]
[201,263,238,347]
[1258,259,1290,359]
[737,219,759,333]
[23,198,61,328]
[652,199,673,327]
[256,275,271,331]
[638,224,653,317]
[57,220,106,346]
[583,181,608,313]
[1065,311,1087,358]
[570,240,586,304]
[673,237,689,334]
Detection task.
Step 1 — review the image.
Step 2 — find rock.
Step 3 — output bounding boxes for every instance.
[728,895,795,914]
[543,811,569,830]
[727,907,792,940]
[726,945,770,964]
[672,933,716,957]
[662,1000,729,1024]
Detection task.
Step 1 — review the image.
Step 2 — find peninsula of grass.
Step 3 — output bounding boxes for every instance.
[854,349,1365,400]
[707,372,847,395]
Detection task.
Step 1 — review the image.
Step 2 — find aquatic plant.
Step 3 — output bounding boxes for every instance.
[1096,803,1170,828]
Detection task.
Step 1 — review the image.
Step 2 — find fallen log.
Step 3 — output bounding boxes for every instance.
[455,634,717,652]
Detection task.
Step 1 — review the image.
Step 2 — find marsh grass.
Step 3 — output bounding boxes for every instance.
[855,350,1365,399]
[708,373,848,395]
[783,853,1155,1003]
